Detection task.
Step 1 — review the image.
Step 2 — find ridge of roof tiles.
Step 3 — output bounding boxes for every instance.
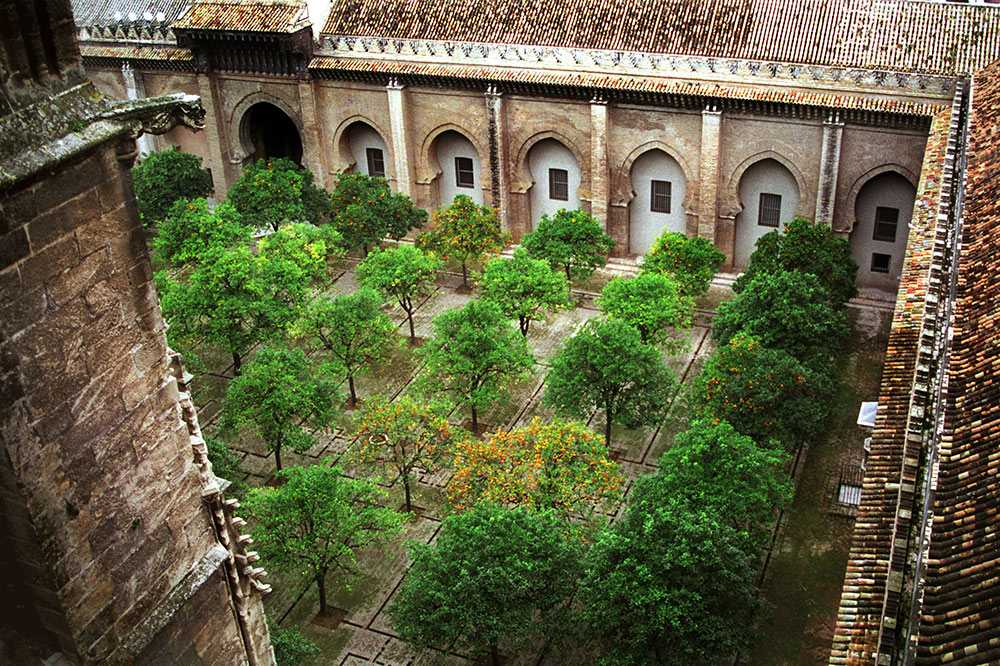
[913,58,1000,666]
[171,0,307,33]
[71,0,190,28]
[322,0,1000,77]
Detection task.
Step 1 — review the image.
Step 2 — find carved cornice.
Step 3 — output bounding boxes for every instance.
[317,35,957,101]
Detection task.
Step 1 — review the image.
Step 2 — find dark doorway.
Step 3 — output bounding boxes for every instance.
[242,102,303,165]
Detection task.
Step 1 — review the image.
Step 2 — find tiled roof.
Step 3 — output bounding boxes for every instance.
[71,0,189,28]
[830,94,962,665]
[172,0,307,32]
[310,56,946,117]
[322,0,1000,77]
[79,44,193,61]
[914,59,1000,666]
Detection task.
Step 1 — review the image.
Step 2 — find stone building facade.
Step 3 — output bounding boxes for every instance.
[71,0,1000,297]
[0,0,273,662]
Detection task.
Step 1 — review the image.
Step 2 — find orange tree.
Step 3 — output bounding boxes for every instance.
[449,418,623,518]
[354,395,467,512]
[418,195,507,289]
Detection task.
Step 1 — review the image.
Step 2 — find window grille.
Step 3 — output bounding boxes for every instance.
[650,180,672,213]
[455,156,475,188]
[758,192,782,227]
[549,168,569,201]
[873,206,900,243]
[366,147,385,178]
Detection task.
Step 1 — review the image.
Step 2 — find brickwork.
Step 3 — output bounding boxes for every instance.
[0,137,272,663]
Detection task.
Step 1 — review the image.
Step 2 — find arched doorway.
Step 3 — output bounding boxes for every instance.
[628,149,687,255]
[241,102,303,165]
[528,138,581,228]
[850,171,915,294]
[434,130,482,206]
[342,120,391,180]
[735,158,800,268]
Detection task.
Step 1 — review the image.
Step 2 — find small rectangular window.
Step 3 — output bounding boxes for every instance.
[365,147,385,178]
[549,168,569,201]
[758,193,782,228]
[455,156,475,189]
[871,252,891,274]
[873,207,900,243]
[838,483,862,507]
[650,180,672,214]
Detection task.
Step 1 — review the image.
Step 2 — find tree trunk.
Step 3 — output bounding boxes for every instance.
[604,408,613,449]
[564,264,572,281]
[362,243,369,257]
[461,261,469,289]
[405,307,416,343]
[316,571,327,613]
[232,352,242,376]
[490,644,501,666]
[471,405,479,435]
[403,474,412,512]
[274,445,283,472]
[348,374,358,407]
[519,316,530,337]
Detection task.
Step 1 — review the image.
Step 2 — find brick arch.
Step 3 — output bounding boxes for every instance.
[417,122,490,186]
[331,115,395,176]
[722,150,809,220]
[229,91,303,165]
[512,130,590,199]
[842,163,919,234]
[613,141,697,213]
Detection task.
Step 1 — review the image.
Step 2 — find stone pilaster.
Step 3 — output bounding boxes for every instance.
[297,80,327,188]
[815,112,844,227]
[196,73,230,197]
[485,85,510,228]
[590,96,610,227]
[386,78,412,197]
[698,105,723,242]
[121,64,156,156]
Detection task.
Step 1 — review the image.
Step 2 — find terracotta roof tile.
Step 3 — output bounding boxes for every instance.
[79,44,193,60]
[310,56,946,116]
[322,0,1000,76]
[172,0,306,32]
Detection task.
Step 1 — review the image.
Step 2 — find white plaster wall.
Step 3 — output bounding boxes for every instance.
[735,159,800,268]
[348,124,390,179]
[628,150,687,254]
[435,131,482,206]
[528,139,581,228]
[851,172,915,295]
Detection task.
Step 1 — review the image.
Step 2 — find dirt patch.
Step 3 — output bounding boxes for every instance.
[311,607,347,630]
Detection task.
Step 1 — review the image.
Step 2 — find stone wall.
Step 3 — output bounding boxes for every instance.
[0,136,271,664]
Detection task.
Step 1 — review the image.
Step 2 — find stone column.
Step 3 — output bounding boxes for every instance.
[196,73,230,197]
[485,85,511,228]
[122,64,156,156]
[298,80,328,188]
[698,105,723,242]
[815,112,844,227]
[590,96,610,227]
[386,78,412,197]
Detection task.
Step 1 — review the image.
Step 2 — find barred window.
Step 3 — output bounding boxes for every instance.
[758,193,782,228]
[549,168,569,201]
[365,147,385,178]
[873,206,899,243]
[651,180,672,213]
[455,157,475,188]
[871,252,891,274]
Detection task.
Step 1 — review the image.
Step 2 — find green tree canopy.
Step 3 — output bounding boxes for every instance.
[597,272,694,345]
[579,492,761,666]
[245,465,403,614]
[390,503,583,666]
[544,319,676,447]
[691,333,833,452]
[221,346,340,471]
[712,270,850,369]
[640,231,725,297]
[132,147,213,226]
[354,395,466,512]
[152,198,251,268]
[329,172,426,254]
[449,418,623,517]
[419,299,533,434]
[651,418,792,541]
[418,195,507,288]
[290,288,397,407]
[268,626,320,666]
[479,248,569,336]
[205,436,247,498]
[733,217,858,306]
[522,209,614,282]
[356,245,442,343]
[227,158,331,231]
